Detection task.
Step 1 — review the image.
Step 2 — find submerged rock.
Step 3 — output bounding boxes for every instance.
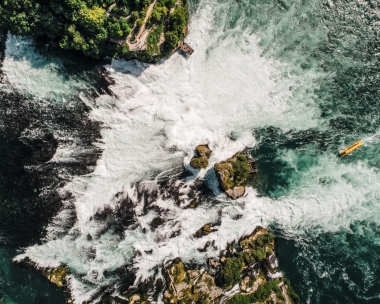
[190,145,212,169]
[214,153,250,199]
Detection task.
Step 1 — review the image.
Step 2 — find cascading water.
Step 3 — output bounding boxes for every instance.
[1,0,380,303]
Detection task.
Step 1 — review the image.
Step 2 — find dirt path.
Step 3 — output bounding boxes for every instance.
[137,0,157,39]
[106,2,117,15]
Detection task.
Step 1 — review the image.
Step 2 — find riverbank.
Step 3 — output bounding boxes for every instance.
[0,0,190,62]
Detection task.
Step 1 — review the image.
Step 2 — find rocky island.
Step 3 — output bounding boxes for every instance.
[0,0,190,62]
[163,227,300,304]
[41,227,299,304]
[214,152,254,199]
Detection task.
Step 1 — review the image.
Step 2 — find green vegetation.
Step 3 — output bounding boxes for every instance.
[146,24,163,55]
[219,230,275,288]
[220,256,244,287]
[165,5,188,50]
[214,154,250,190]
[190,156,208,169]
[227,280,284,304]
[161,228,299,304]
[232,155,249,185]
[163,260,222,304]
[190,145,212,169]
[0,0,189,60]
[283,278,300,304]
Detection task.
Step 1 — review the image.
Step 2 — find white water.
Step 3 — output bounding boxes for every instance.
[6,0,380,303]
[2,34,90,103]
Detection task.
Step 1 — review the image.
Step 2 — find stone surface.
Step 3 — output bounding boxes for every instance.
[225,186,245,199]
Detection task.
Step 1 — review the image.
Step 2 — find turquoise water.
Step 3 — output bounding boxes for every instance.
[2,0,380,303]
[0,247,66,304]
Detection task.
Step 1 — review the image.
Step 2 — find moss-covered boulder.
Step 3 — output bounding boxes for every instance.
[45,266,69,288]
[194,224,214,238]
[190,145,212,169]
[214,153,250,199]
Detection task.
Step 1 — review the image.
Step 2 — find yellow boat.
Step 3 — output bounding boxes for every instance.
[339,140,363,157]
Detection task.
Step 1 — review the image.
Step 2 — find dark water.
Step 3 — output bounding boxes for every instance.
[0,246,67,304]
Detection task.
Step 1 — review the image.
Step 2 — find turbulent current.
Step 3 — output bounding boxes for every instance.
[1,0,380,303]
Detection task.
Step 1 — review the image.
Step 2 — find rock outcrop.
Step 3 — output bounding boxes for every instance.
[190,145,212,169]
[225,186,245,200]
[161,227,300,304]
[163,259,223,304]
[194,223,216,238]
[38,227,299,304]
[214,153,250,199]
[45,266,69,288]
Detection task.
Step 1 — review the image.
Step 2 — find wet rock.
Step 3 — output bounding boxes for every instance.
[150,217,165,231]
[225,186,245,200]
[45,266,69,288]
[190,145,212,169]
[194,224,216,238]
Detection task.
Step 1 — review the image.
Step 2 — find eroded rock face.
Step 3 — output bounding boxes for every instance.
[190,145,212,169]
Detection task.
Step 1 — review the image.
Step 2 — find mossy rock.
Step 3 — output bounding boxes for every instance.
[194,224,213,238]
[214,154,249,192]
[196,145,212,158]
[190,145,212,169]
[164,259,222,303]
[190,155,209,169]
[45,266,69,288]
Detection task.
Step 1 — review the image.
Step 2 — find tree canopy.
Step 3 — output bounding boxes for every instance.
[1,0,136,58]
[0,0,189,60]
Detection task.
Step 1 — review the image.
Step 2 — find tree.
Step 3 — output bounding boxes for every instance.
[165,30,179,49]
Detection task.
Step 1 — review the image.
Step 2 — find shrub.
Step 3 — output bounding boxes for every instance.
[220,257,244,287]
[232,155,249,186]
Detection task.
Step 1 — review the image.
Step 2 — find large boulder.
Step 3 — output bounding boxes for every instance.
[190,145,212,169]
[225,186,245,200]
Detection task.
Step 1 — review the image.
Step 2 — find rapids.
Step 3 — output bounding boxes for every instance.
[1,0,380,303]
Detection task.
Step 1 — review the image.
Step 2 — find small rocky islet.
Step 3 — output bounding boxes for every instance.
[189,145,254,200]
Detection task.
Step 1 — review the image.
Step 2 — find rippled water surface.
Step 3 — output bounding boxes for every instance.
[2,0,380,303]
